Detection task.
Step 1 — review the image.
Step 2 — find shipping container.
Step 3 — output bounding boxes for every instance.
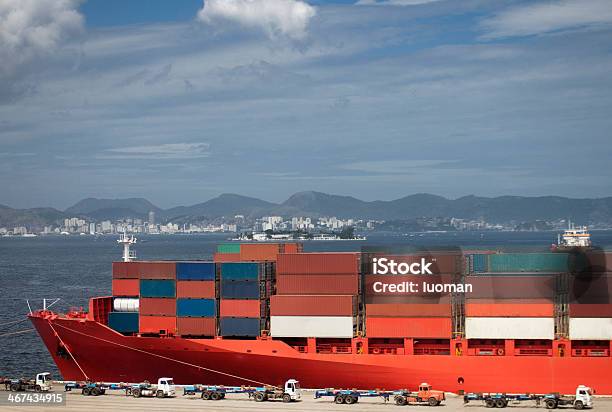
[176,262,215,281]
[365,317,451,338]
[470,254,488,273]
[176,317,216,336]
[569,304,612,317]
[112,279,139,296]
[365,303,451,317]
[139,316,176,334]
[240,243,281,261]
[362,253,461,275]
[219,299,261,318]
[276,274,358,295]
[138,262,176,279]
[465,302,554,317]
[220,262,261,281]
[217,244,241,254]
[176,298,216,317]
[221,280,260,299]
[270,295,356,316]
[277,253,359,274]
[108,312,139,333]
[282,243,302,254]
[112,262,139,279]
[140,298,176,316]
[364,274,456,298]
[573,252,612,273]
[465,317,554,339]
[220,317,260,337]
[569,318,612,339]
[176,280,215,299]
[487,253,569,273]
[467,275,555,299]
[213,253,240,262]
[140,279,175,298]
[112,298,139,312]
[271,316,354,338]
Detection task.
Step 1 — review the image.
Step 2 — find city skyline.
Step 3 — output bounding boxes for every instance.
[2,0,612,209]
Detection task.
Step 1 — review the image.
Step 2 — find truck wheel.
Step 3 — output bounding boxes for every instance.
[35,385,42,392]
[395,395,407,406]
[545,399,557,409]
[429,397,439,406]
[82,388,90,396]
[156,390,164,398]
[485,399,495,408]
[100,390,106,395]
[495,399,506,408]
[133,388,141,398]
[10,384,19,392]
[574,401,584,410]
[211,392,221,401]
[335,394,345,404]
[283,394,292,403]
[92,387,101,396]
[345,395,357,405]
[202,391,211,400]
[254,392,265,402]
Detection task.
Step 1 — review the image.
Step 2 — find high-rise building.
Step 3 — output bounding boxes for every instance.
[148,211,155,225]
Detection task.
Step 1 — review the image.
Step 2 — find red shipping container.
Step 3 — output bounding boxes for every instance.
[139,316,176,334]
[140,298,176,316]
[176,281,215,298]
[270,295,356,316]
[112,279,139,296]
[220,299,261,317]
[366,317,452,338]
[276,274,358,295]
[366,303,451,317]
[362,253,461,274]
[240,244,281,261]
[569,304,612,317]
[214,253,240,262]
[465,303,554,317]
[177,317,216,336]
[138,262,176,279]
[282,243,303,254]
[112,262,139,279]
[277,253,359,274]
[467,275,555,299]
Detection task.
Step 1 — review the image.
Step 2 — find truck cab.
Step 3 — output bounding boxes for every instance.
[157,378,176,397]
[574,385,593,409]
[417,383,445,406]
[35,373,52,392]
[284,379,301,401]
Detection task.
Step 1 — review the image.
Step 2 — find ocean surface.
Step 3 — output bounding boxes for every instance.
[2,231,612,379]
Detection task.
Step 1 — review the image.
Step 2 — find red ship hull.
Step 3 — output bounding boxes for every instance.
[30,313,612,394]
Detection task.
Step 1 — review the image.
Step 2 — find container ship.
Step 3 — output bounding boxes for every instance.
[29,237,612,394]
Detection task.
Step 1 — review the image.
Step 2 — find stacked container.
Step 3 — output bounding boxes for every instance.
[271,253,359,338]
[363,253,460,339]
[109,262,140,333]
[138,262,177,335]
[176,262,217,337]
[214,243,303,262]
[219,262,271,337]
[464,253,562,340]
[569,252,612,340]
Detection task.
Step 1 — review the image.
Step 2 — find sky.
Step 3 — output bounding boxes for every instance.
[1,0,612,209]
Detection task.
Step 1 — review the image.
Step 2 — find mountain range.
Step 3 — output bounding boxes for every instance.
[2,191,612,229]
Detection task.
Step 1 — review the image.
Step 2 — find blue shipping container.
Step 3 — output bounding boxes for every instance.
[488,253,569,273]
[140,279,175,298]
[177,262,216,281]
[471,254,489,273]
[220,317,260,337]
[176,299,216,317]
[108,312,139,333]
[221,280,260,299]
[221,263,260,281]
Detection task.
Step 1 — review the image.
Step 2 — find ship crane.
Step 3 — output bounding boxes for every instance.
[118,231,137,262]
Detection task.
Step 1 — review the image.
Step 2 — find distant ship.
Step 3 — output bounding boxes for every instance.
[552,222,592,251]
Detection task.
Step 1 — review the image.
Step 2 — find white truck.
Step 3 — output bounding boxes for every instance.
[464,385,593,409]
[7,373,52,393]
[184,378,301,403]
[128,377,176,398]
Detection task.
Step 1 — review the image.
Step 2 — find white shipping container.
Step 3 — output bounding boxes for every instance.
[465,317,554,339]
[113,298,139,312]
[271,316,354,338]
[570,318,612,340]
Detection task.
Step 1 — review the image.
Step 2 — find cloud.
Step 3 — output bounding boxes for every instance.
[480,0,612,39]
[101,143,210,160]
[356,0,443,6]
[0,0,84,78]
[197,0,316,40]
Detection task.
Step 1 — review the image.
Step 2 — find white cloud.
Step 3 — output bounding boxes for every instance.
[101,143,210,160]
[481,0,612,39]
[0,0,84,78]
[356,0,443,6]
[197,0,316,40]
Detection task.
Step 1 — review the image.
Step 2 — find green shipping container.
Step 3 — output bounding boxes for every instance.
[488,253,569,273]
[217,244,241,254]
